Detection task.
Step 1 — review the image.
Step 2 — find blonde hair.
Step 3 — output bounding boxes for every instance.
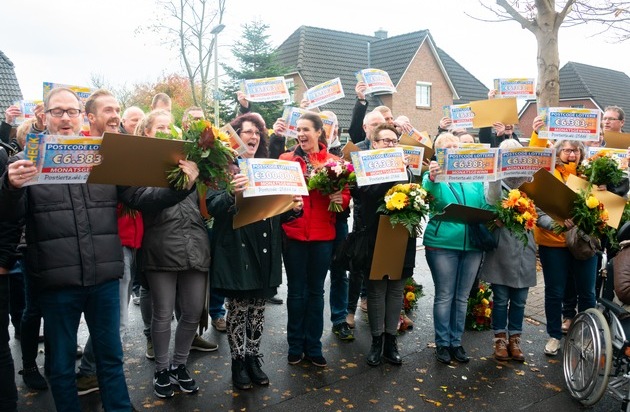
[434,133,459,149]
[135,109,173,136]
[16,118,37,149]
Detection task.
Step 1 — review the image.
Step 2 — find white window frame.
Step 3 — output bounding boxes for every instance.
[416,81,432,108]
[285,78,295,104]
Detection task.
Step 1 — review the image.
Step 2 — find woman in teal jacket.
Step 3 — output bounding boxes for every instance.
[422,133,488,365]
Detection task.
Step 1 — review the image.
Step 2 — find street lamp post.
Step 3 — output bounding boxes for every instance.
[211,24,225,127]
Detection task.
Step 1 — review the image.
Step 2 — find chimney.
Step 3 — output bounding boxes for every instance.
[374,29,388,39]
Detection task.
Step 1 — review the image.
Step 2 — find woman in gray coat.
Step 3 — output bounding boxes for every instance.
[480,139,537,362]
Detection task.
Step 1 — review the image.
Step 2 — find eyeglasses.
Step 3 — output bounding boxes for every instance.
[240,129,261,137]
[561,148,580,154]
[375,138,398,145]
[46,108,82,118]
[603,117,620,121]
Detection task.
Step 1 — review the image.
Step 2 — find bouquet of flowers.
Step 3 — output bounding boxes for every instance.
[578,150,625,187]
[492,189,538,246]
[307,159,356,212]
[377,183,434,236]
[465,281,493,331]
[402,277,423,313]
[163,120,236,191]
[554,189,612,239]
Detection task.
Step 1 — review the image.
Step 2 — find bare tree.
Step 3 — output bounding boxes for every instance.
[145,0,226,113]
[89,73,134,109]
[475,1,629,107]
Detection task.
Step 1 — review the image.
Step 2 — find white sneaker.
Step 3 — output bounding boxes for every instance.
[544,337,561,356]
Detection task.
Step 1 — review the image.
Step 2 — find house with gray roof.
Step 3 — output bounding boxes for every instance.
[274,26,488,136]
[519,61,630,136]
[0,51,23,123]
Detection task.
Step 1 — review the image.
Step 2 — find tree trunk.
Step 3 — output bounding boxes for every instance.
[534,4,561,108]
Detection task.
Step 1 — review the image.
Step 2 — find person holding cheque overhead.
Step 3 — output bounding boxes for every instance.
[422,133,489,365]
[279,112,351,368]
[207,113,303,390]
[353,123,419,366]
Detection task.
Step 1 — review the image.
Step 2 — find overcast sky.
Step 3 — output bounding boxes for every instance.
[3,0,628,102]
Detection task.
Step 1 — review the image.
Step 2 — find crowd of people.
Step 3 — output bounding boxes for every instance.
[0,81,626,412]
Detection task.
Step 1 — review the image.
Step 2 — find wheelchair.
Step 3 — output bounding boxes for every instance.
[563,223,630,411]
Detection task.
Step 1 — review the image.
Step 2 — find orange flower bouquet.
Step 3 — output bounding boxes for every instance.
[465,281,493,331]
[492,189,538,246]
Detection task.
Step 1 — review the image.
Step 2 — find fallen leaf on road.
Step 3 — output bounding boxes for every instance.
[515,370,525,376]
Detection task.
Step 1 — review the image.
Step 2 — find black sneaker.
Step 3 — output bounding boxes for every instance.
[20,367,48,390]
[169,364,199,394]
[332,322,355,341]
[305,355,327,368]
[449,346,470,363]
[436,345,451,365]
[153,368,174,398]
[267,296,283,305]
[287,353,304,365]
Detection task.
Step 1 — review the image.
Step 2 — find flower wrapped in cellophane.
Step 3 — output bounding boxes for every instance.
[466,281,493,331]
[163,120,236,191]
[554,189,612,239]
[578,150,625,187]
[377,183,434,236]
[492,189,538,246]
[307,159,356,212]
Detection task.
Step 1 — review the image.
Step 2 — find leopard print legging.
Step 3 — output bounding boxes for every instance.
[225,298,266,360]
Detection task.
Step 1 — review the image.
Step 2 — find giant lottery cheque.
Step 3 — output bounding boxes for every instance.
[240,76,290,103]
[350,147,407,186]
[239,158,308,197]
[443,104,474,129]
[22,134,103,185]
[543,107,600,141]
[493,78,535,100]
[435,148,499,182]
[498,147,556,178]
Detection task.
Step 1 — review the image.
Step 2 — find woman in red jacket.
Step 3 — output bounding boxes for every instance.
[280,112,350,367]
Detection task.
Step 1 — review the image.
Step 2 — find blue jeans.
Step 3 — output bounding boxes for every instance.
[40,280,130,412]
[426,248,483,347]
[20,270,43,370]
[539,246,597,340]
[491,283,529,335]
[329,219,349,326]
[284,239,333,357]
[209,288,226,320]
[0,275,17,412]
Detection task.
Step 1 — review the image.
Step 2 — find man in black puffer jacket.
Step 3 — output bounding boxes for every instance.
[0,87,198,412]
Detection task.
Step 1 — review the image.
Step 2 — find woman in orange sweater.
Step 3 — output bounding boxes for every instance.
[530,117,598,356]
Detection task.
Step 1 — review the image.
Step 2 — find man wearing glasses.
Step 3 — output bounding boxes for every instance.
[0,87,197,411]
[602,105,625,133]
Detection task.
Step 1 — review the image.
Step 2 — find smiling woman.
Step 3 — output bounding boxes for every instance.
[278,112,351,368]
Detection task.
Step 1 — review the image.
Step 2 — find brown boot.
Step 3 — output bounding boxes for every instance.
[493,333,510,361]
[508,334,525,362]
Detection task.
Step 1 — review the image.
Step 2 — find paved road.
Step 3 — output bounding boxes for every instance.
[9,248,623,411]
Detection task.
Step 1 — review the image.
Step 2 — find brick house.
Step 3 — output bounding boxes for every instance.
[0,51,23,123]
[274,26,488,137]
[519,62,630,137]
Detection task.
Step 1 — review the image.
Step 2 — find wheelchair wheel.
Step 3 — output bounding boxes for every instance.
[563,308,612,406]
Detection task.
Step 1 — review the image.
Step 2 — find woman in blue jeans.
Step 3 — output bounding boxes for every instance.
[423,133,487,365]
[529,133,597,356]
[479,139,537,362]
[280,112,350,368]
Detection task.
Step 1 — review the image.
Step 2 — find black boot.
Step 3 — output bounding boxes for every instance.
[383,333,402,365]
[366,334,383,366]
[231,358,252,390]
[245,354,269,386]
[20,366,48,390]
